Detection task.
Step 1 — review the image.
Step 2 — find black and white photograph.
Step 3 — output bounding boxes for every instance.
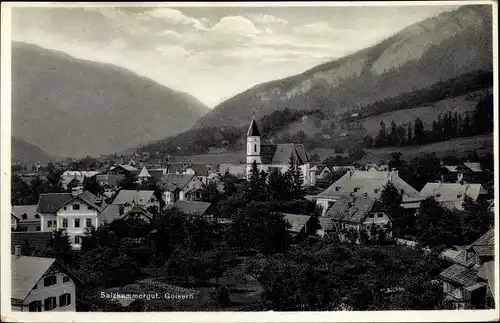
[0,1,498,321]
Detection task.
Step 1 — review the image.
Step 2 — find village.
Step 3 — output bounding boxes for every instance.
[10,118,495,312]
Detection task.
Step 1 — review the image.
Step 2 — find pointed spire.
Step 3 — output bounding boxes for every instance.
[247,117,261,137]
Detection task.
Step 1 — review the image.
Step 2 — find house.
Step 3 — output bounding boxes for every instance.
[121,205,153,222]
[442,162,491,184]
[96,174,125,198]
[108,164,137,175]
[178,163,210,184]
[37,191,120,249]
[170,200,215,220]
[60,171,99,189]
[12,205,41,231]
[160,174,205,204]
[11,214,19,230]
[11,246,78,312]
[112,190,160,215]
[314,170,422,217]
[439,229,495,309]
[220,163,246,178]
[283,213,320,238]
[420,182,488,210]
[323,196,392,243]
[312,164,331,179]
[246,118,315,186]
[137,166,152,184]
[330,165,356,173]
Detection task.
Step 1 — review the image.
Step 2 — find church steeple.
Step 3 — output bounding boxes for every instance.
[247,117,261,137]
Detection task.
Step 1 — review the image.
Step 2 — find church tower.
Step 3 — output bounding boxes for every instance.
[246,118,262,179]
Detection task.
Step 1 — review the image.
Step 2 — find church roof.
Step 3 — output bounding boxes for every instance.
[261,143,309,165]
[247,118,261,137]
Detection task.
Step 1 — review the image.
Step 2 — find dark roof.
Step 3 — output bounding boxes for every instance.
[161,174,196,191]
[470,228,494,248]
[148,169,165,180]
[260,143,309,165]
[11,232,53,255]
[171,200,212,216]
[11,205,39,222]
[55,190,105,213]
[181,164,209,176]
[37,193,73,213]
[100,204,121,223]
[283,213,311,233]
[439,264,479,287]
[325,197,383,224]
[247,118,261,136]
[96,174,125,187]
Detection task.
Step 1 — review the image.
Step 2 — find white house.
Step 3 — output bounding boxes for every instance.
[245,118,315,186]
[11,247,78,312]
[12,205,41,232]
[37,191,120,249]
[314,170,422,216]
[160,174,205,205]
[420,182,488,210]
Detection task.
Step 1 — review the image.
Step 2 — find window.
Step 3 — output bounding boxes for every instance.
[87,206,92,210]
[63,207,67,210]
[34,214,40,219]
[369,214,374,218]
[22,214,27,220]
[377,213,383,218]
[35,225,41,231]
[86,218,92,227]
[28,300,42,312]
[43,275,56,287]
[74,236,82,244]
[59,293,71,307]
[44,297,57,311]
[62,219,68,228]
[74,218,80,228]
[72,204,80,210]
[63,276,70,283]
[254,144,257,153]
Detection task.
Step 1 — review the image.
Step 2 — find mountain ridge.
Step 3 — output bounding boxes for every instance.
[194,5,492,129]
[12,42,210,158]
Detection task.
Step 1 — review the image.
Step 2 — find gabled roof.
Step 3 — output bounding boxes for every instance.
[138,166,151,178]
[37,193,73,213]
[54,190,105,213]
[181,164,209,176]
[112,190,155,206]
[100,204,121,223]
[420,183,487,209]
[219,164,246,177]
[171,200,212,216]
[325,197,383,224]
[122,205,153,221]
[148,169,166,180]
[161,174,197,191]
[11,255,55,300]
[439,263,479,287]
[12,205,39,222]
[463,162,485,172]
[260,143,309,165]
[283,213,311,233]
[247,118,261,136]
[449,229,494,267]
[478,261,495,299]
[318,217,334,231]
[317,171,420,201]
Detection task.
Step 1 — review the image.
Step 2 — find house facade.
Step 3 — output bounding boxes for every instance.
[11,248,78,312]
[322,196,392,243]
[160,174,205,205]
[112,190,160,215]
[439,229,495,309]
[12,205,41,232]
[245,118,316,187]
[420,182,488,210]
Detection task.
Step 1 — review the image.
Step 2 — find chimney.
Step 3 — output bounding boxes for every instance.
[95,198,102,206]
[14,245,22,257]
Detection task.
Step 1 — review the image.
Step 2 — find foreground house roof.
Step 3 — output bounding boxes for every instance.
[112,190,155,206]
[325,196,385,224]
[37,193,73,213]
[12,205,39,222]
[161,174,197,191]
[170,200,212,216]
[283,213,311,233]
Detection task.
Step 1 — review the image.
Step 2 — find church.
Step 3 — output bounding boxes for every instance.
[246,118,316,187]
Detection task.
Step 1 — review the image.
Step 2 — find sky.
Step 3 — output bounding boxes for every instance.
[11,4,461,107]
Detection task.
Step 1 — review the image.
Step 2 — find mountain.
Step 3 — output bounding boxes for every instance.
[194,5,492,129]
[12,42,210,158]
[12,136,55,165]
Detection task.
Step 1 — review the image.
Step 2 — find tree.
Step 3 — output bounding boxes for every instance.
[83,176,104,196]
[46,162,63,191]
[310,153,321,162]
[38,229,74,264]
[221,174,238,197]
[461,195,494,244]
[11,174,37,205]
[66,178,81,192]
[245,161,265,201]
[118,172,138,190]
[407,122,413,144]
[267,168,288,201]
[472,94,493,135]
[201,182,222,203]
[414,118,425,145]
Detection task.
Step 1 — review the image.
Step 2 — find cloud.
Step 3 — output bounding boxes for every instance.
[295,21,335,34]
[138,8,206,30]
[250,14,288,25]
[210,16,261,35]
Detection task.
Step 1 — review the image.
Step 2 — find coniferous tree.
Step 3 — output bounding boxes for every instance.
[407,122,412,145]
[414,118,425,145]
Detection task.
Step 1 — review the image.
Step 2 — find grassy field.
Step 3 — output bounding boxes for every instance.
[169,151,245,165]
[310,134,493,162]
